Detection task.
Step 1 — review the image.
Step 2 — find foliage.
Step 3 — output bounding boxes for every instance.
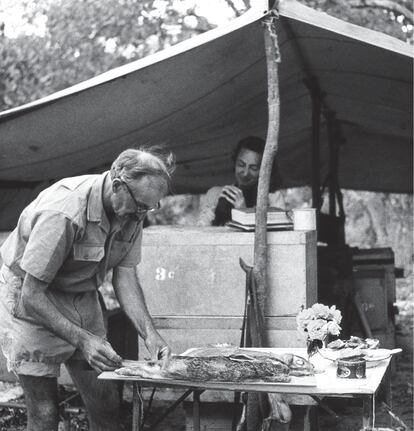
[0,0,214,111]
[302,0,413,42]
[1,0,412,112]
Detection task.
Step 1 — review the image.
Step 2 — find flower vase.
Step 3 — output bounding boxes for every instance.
[307,338,332,374]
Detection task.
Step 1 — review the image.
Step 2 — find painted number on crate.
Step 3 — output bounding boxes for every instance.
[155,267,175,281]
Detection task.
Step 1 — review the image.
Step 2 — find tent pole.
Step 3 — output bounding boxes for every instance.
[281,18,333,212]
[305,77,322,211]
[255,12,294,427]
[253,11,281,322]
[326,111,338,217]
[325,111,347,244]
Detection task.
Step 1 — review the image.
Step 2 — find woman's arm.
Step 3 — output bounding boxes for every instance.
[197,186,223,226]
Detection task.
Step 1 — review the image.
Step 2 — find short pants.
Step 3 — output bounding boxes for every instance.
[0,265,106,377]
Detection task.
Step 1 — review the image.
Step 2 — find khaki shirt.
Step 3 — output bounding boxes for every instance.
[0,172,142,292]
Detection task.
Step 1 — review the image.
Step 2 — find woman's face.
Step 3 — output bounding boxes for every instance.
[234,148,262,188]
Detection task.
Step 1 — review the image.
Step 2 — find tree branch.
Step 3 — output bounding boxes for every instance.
[253,14,281,317]
[223,0,244,17]
[349,0,413,23]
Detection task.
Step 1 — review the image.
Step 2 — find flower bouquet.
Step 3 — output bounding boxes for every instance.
[296,303,342,357]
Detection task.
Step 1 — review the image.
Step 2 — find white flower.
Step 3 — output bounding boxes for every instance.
[296,302,343,341]
[328,305,342,324]
[326,320,341,336]
[296,308,315,330]
[306,319,327,340]
[311,303,331,319]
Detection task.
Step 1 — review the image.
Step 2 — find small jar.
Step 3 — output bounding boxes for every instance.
[336,358,366,379]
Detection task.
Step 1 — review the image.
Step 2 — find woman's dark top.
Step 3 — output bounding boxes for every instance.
[212,184,257,226]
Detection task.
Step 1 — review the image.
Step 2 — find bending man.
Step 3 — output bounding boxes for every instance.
[0,147,174,430]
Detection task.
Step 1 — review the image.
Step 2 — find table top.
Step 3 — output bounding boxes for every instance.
[99,348,391,396]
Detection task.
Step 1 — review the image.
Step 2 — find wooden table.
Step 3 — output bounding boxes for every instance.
[99,347,392,430]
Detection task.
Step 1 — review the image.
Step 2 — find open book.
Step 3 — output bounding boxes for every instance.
[231,207,292,226]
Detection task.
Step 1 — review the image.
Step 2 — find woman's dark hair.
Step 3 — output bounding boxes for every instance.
[231,136,265,163]
[213,136,283,226]
[231,136,282,191]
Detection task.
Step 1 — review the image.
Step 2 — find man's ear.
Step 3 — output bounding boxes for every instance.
[112,178,122,192]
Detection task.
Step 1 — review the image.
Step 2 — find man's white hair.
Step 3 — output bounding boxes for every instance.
[110,147,176,190]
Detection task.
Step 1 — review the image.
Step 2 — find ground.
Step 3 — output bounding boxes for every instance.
[1,283,412,431]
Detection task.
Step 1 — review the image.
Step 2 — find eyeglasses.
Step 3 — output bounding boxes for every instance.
[119,179,161,214]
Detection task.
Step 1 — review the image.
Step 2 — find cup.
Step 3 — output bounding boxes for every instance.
[292,208,316,231]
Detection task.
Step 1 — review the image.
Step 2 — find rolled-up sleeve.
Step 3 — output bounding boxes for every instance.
[20,211,77,283]
[117,228,142,268]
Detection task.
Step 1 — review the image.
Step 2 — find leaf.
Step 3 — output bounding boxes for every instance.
[307,338,323,357]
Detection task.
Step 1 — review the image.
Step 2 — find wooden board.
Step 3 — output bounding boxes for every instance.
[99,348,393,396]
[98,371,317,393]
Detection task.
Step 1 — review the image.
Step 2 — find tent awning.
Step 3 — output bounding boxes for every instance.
[0,0,412,229]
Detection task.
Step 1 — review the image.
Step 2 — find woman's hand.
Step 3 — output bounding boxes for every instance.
[220,186,246,209]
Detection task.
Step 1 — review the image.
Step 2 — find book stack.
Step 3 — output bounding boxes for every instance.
[227,207,293,231]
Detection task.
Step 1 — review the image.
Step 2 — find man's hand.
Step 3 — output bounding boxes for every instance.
[21,273,122,374]
[113,267,172,369]
[220,186,246,209]
[145,330,171,369]
[79,333,122,373]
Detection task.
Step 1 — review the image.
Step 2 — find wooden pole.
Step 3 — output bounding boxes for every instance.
[253,12,281,318]
[306,77,322,211]
[326,111,337,217]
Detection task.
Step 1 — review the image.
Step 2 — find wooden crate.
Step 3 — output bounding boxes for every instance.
[137,226,317,356]
[352,248,396,349]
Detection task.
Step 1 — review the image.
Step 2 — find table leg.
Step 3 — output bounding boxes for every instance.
[132,383,143,431]
[193,390,201,431]
[362,395,375,430]
[384,367,392,427]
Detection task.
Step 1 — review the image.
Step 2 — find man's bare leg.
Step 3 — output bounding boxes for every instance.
[19,375,59,431]
[65,360,121,431]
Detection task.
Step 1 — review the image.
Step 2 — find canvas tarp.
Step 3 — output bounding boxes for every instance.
[0,0,412,229]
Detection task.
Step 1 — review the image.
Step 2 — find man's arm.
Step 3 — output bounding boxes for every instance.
[112,266,170,363]
[21,273,122,372]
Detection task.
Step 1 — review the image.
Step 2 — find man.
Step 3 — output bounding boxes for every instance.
[0,147,175,430]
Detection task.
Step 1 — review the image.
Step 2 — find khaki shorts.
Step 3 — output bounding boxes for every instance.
[0,265,106,377]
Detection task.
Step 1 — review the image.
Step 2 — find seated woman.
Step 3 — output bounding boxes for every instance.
[198,136,285,226]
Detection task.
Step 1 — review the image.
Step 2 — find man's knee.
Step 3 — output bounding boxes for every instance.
[65,365,121,428]
[86,391,121,431]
